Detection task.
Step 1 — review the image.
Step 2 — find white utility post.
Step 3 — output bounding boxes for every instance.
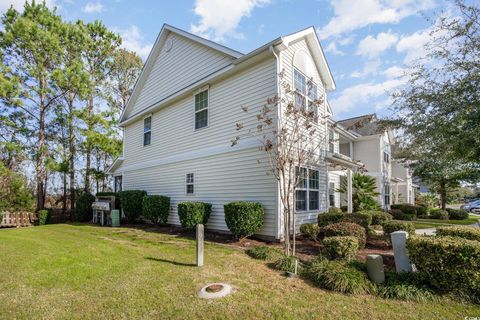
[196,224,204,267]
[347,168,353,213]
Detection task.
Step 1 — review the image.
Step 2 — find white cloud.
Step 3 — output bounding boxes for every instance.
[357,31,398,58]
[115,25,153,60]
[383,65,406,78]
[396,28,431,63]
[325,42,345,56]
[82,2,104,13]
[330,78,405,114]
[351,59,382,78]
[317,0,435,40]
[0,0,54,13]
[190,0,270,41]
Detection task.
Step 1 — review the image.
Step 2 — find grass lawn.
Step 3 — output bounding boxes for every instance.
[1,224,479,319]
[402,214,480,229]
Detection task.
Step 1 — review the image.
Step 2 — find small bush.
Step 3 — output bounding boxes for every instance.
[363,210,393,225]
[323,222,366,248]
[322,236,359,260]
[382,221,415,236]
[317,212,345,227]
[389,209,415,221]
[142,195,170,225]
[416,205,429,218]
[118,190,147,222]
[376,271,437,302]
[74,192,95,222]
[224,201,264,239]
[436,226,480,242]
[406,235,480,293]
[429,209,449,220]
[300,223,320,241]
[177,202,212,229]
[390,203,418,216]
[305,258,375,294]
[328,207,342,214]
[272,255,301,273]
[446,208,469,220]
[38,210,49,225]
[343,212,372,229]
[246,246,282,261]
[340,206,348,212]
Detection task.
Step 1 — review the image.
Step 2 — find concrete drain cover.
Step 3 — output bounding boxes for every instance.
[198,283,233,299]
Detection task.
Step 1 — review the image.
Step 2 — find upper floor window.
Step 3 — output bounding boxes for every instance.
[295,166,320,211]
[383,151,390,163]
[328,129,335,153]
[195,90,208,130]
[143,116,151,146]
[186,173,194,194]
[294,68,319,120]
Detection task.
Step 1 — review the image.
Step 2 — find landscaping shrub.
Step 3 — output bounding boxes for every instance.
[272,255,301,273]
[246,246,282,261]
[74,192,95,222]
[429,209,449,220]
[322,236,359,260]
[300,223,320,241]
[406,235,480,293]
[389,208,415,221]
[382,221,415,236]
[416,205,429,218]
[317,211,345,227]
[343,212,372,229]
[363,210,392,225]
[142,195,170,225]
[390,203,418,216]
[305,258,375,294]
[177,201,212,229]
[323,222,366,248]
[96,192,121,210]
[340,206,348,212]
[328,207,342,214]
[436,226,480,242]
[38,210,49,225]
[446,208,469,220]
[377,271,437,302]
[118,190,147,222]
[224,201,264,239]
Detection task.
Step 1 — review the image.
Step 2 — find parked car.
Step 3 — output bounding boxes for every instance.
[461,199,480,212]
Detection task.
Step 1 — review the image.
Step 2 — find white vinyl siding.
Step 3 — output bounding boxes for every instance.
[126,33,234,118]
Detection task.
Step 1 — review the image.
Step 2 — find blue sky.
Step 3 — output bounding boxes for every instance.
[1,0,450,120]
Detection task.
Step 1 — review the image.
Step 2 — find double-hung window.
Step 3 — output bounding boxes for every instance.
[293,68,319,120]
[195,90,208,130]
[143,116,151,146]
[328,182,335,207]
[384,183,390,206]
[186,173,194,194]
[296,166,320,211]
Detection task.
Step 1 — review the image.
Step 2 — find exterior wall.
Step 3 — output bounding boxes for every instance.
[125,33,235,118]
[278,39,330,227]
[353,137,380,172]
[328,172,342,208]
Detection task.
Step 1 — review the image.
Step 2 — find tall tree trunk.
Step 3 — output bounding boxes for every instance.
[36,104,46,210]
[439,179,447,210]
[85,94,93,192]
[68,96,75,219]
[63,171,67,215]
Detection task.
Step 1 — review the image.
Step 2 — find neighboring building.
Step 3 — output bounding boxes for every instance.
[109,24,343,240]
[391,160,416,205]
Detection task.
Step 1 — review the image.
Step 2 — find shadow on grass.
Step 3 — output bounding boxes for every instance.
[144,256,196,267]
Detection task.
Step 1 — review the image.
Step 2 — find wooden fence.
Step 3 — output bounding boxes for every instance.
[0,211,37,227]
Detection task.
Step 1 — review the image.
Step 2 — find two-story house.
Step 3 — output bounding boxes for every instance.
[109,24,346,240]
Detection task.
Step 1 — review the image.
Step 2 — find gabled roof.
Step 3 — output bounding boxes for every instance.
[337,114,379,136]
[119,24,335,125]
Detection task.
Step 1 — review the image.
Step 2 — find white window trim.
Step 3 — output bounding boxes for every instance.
[194,87,210,131]
[292,68,321,120]
[296,166,320,212]
[143,114,152,146]
[185,172,195,195]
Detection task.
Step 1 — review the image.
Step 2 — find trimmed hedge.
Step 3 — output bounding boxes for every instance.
[74,192,95,222]
[322,236,359,260]
[390,203,417,215]
[38,210,49,225]
[343,212,372,229]
[118,190,147,222]
[246,246,282,261]
[436,226,480,242]
[328,207,343,214]
[362,210,392,225]
[446,208,469,220]
[416,205,429,218]
[389,209,415,221]
[224,201,264,239]
[142,195,170,225]
[406,235,480,293]
[177,201,212,229]
[300,223,320,241]
[318,212,345,227]
[383,221,415,236]
[429,209,449,220]
[323,222,366,248]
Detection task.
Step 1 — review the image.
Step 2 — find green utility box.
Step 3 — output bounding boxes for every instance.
[111,209,120,227]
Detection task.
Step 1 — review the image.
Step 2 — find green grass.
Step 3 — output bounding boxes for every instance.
[402,215,480,229]
[1,224,479,319]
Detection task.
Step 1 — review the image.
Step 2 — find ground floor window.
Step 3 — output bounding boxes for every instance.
[384,183,390,206]
[296,167,320,211]
[329,182,335,207]
[114,176,122,192]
